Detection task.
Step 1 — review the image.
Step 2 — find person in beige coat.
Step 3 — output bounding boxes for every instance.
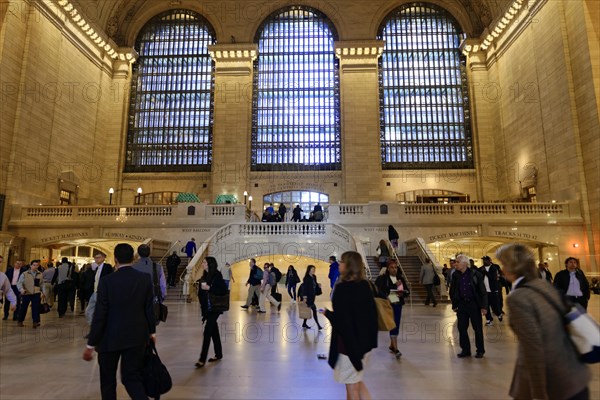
[496,243,590,400]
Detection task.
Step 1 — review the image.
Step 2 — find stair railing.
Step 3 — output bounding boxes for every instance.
[406,237,448,300]
[156,240,181,265]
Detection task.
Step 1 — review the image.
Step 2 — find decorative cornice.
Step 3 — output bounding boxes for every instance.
[208,44,258,63]
[334,40,384,60]
[50,0,137,65]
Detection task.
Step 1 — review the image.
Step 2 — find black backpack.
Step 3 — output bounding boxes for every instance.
[271,266,282,283]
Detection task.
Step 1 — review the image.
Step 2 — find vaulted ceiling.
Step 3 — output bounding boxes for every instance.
[76,0,513,46]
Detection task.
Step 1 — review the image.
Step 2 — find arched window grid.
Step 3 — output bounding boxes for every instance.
[251,6,341,171]
[378,3,473,170]
[125,10,216,172]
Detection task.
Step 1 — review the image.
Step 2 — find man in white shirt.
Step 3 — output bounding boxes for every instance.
[3,259,24,320]
[0,256,17,316]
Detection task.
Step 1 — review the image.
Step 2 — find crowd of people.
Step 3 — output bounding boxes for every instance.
[1,243,597,400]
[261,203,325,222]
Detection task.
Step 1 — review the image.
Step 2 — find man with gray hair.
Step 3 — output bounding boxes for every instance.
[449,254,488,358]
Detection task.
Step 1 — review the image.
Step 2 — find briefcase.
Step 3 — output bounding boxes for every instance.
[273,292,282,303]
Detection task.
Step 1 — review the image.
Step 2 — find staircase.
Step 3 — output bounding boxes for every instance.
[397,256,449,304]
[149,240,190,301]
[366,256,380,281]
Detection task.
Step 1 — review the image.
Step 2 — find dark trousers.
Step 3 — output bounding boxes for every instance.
[457,299,485,354]
[57,284,70,316]
[19,293,41,323]
[98,345,148,400]
[302,303,322,328]
[567,296,588,311]
[199,313,222,363]
[424,284,437,305]
[167,266,178,286]
[390,302,403,336]
[485,291,502,321]
[568,387,589,400]
[287,284,297,301]
[4,285,21,319]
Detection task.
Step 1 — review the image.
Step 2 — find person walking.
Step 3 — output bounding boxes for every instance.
[299,265,323,330]
[321,251,378,400]
[219,262,234,290]
[53,257,75,318]
[195,257,228,368]
[497,243,591,400]
[241,259,262,311]
[259,263,281,313]
[4,259,24,321]
[82,243,156,400]
[285,265,300,303]
[41,262,56,308]
[479,255,503,326]
[185,238,197,258]
[328,256,340,289]
[166,251,181,288]
[292,205,303,222]
[449,254,488,358]
[553,257,590,311]
[388,225,399,251]
[16,260,43,328]
[0,265,18,318]
[419,257,437,307]
[375,259,408,358]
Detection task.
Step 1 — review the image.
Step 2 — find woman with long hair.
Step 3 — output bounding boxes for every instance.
[497,243,590,400]
[300,265,323,330]
[375,259,408,359]
[195,256,228,368]
[286,265,300,303]
[321,251,378,400]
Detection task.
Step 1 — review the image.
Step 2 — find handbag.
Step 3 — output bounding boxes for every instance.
[298,301,312,319]
[40,302,51,314]
[432,265,441,286]
[154,301,168,323]
[374,297,396,331]
[369,281,396,331]
[142,341,172,397]
[208,291,230,313]
[524,284,600,364]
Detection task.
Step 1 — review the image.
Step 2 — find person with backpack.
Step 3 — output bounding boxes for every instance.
[496,243,591,400]
[259,264,281,313]
[269,263,282,296]
[132,244,167,324]
[241,259,262,311]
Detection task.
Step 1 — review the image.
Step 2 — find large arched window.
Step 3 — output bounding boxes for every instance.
[252,6,341,171]
[125,10,216,172]
[378,3,473,169]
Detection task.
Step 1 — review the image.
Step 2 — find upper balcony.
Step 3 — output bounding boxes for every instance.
[7,201,582,230]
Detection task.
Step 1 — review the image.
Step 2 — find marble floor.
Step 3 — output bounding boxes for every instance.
[1,296,599,400]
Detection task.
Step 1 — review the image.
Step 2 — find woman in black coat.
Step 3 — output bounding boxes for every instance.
[299,265,323,330]
[196,256,228,368]
[375,259,409,358]
[321,251,378,399]
[286,265,300,302]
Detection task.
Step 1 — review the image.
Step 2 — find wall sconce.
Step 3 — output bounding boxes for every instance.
[572,243,580,248]
[136,187,143,204]
[243,191,248,205]
[109,187,114,205]
[248,195,253,209]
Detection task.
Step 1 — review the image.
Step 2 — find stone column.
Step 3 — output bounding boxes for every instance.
[208,44,257,205]
[335,41,384,203]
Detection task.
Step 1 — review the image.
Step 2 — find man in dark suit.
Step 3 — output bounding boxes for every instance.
[83,243,156,400]
[479,255,503,325]
[554,257,590,310]
[3,259,24,320]
[450,254,488,358]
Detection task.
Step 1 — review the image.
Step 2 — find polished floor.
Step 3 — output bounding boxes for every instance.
[1,295,599,400]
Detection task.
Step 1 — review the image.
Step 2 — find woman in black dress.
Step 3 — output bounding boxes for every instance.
[286,265,300,303]
[321,251,378,399]
[195,256,228,368]
[299,265,323,330]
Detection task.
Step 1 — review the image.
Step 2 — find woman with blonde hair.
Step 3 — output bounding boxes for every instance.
[321,251,378,400]
[497,243,590,400]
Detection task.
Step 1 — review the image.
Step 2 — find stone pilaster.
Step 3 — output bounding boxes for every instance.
[208,44,258,204]
[335,41,384,203]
